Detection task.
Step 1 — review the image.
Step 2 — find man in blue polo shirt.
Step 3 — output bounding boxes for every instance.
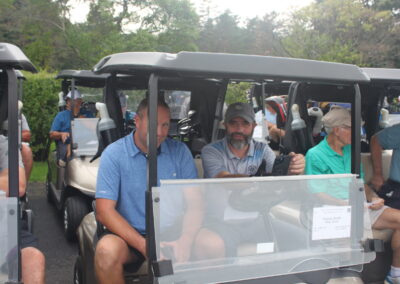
[370,123,400,209]
[94,98,202,284]
[49,89,92,164]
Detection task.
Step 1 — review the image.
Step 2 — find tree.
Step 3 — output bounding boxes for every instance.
[282,0,400,67]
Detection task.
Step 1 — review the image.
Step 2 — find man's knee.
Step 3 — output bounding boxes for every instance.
[193,229,225,259]
[95,235,127,269]
[21,247,45,268]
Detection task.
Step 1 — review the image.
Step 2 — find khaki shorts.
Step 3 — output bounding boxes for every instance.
[368,205,388,226]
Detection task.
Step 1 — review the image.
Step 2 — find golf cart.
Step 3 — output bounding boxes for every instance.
[46,70,109,241]
[0,42,37,283]
[74,52,379,284]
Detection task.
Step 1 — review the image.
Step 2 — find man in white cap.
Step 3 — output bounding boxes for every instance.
[193,102,305,258]
[305,107,400,284]
[49,89,92,164]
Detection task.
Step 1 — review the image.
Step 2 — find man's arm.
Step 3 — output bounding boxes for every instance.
[162,186,204,263]
[370,134,385,190]
[0,167,26,197]
[96,198,147,257]
[22,130,31,143]
[49,131,70,143]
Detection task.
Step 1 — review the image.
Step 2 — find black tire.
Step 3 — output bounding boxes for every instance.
[74,256,84,284]
[63,196,89,241]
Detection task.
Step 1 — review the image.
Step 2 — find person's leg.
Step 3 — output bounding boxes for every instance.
[372,208,400,279]
[95,234,136,284]
[21,144,33,182]
[193,228,226,259]
[21,247,45,284]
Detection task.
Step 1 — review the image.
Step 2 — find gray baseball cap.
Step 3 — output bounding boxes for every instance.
[322,107,351,128]
[224,102,255,123]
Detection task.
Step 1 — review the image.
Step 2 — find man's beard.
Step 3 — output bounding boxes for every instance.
[227,131,252,150]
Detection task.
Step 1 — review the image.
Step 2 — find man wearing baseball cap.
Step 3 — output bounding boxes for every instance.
[193,102,305,259]
[49,88,93,165]
[305,107,400,284]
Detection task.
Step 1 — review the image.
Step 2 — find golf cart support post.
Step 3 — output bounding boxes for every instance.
[0,42,37,284]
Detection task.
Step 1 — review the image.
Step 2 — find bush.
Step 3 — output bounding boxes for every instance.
[22,71,59,161]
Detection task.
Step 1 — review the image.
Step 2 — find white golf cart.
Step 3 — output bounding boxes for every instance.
[46,70,108,241]
[74,52,379,284]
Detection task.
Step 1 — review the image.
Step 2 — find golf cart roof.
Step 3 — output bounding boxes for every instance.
[93,51,369,84]
[56,70,110,88]
[362,68,400,84]
[0,43,37,73]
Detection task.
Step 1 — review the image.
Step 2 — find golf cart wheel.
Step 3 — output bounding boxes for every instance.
[74,256,84,284]
[64,196,89,241]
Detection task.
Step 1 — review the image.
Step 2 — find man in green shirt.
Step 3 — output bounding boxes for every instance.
[305,107,400,284]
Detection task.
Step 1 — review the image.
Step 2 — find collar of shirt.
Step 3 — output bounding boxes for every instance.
[320,136,350,158]
[127,131,164,158]
[223,137,255,160]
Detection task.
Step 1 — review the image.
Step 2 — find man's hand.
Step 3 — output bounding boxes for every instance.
[369,175,385,192]
[369,197,384,210]
[160,236,193,263]
[287,152,305,175]
[60,132,70,143]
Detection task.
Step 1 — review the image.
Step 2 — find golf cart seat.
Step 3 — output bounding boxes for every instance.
[75,202,149,284]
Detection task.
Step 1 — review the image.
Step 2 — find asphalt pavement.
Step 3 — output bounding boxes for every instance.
[28,182,77,284]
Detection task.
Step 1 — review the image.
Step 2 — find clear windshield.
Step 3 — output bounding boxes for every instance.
[71,118,99,156]
[0,197,18,282]
[152,174,374,284]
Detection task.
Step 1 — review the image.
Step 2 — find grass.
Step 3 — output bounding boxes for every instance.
[30,161,48,182]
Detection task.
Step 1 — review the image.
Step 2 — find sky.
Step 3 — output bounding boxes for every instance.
[70,0,314,23]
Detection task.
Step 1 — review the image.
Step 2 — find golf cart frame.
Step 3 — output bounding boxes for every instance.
[0,42,37,283]
[76,51,379,284]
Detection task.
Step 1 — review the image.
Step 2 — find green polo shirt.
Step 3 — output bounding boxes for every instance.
[305,137,364,199]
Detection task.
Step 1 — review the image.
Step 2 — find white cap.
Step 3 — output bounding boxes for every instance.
[66,89,82,100]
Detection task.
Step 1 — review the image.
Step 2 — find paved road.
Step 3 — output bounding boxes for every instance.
[28,182,77,284]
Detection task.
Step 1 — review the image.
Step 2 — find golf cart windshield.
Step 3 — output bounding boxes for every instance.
[71,118,99,156]
[0,197,18,282]
[153,174,374,284]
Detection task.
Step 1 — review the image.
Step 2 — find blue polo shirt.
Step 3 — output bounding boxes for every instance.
[376,123,400,182]
[50,110,72,133]
[50,109,94,133]
[95,132,197,234]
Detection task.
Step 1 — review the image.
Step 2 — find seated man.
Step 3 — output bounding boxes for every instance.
[194,102,305,259]
[305,107,400,284]
[0,135,45,284]
[370,123,400,209]
[21,113,33,182]
[94,98,203,284]
[49,89,92,165]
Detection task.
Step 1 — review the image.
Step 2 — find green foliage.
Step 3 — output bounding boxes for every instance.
[22,71,59,161]
[282,0,400,66]
[225,83,251,105]
[30,161,48,182]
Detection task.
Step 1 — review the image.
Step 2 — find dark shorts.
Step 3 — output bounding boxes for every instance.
[204,216,308,257]
[98,229,146,273]
[378,179,400,210]
[21,220,38,249]
[204,217,273,257]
